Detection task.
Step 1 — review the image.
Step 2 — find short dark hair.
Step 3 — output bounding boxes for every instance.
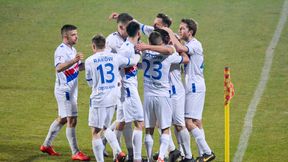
[117,13,133,24]
[181,19,197,36]
[149,31,163,45]
[61,24,77,36]
[157,13,172,27]
[154,28,170,45]
[92,34,106,49]
[126,21,140,37]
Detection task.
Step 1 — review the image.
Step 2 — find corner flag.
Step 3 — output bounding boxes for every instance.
[224,67,235,162]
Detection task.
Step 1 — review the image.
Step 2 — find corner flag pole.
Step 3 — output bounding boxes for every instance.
[224,99,230,162]
[224,67,234,162]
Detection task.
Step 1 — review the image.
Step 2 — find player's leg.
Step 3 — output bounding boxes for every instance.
[193,119,204,156]
[174,127,185,157]
[144,96,156,162]
[192,118,215,162]
[40,90,68,156]
[172,94,193,161]
[158,128,171,161]
[66,116,79,155]
[91,127,105,162]
[186,118,215,162]
[167,129,176,153]
[124,89,144,162]
[104,106,126,161]
[123,121,133,159]
[121,88,135,160]
[133,121,144,162]
[67,94,89,161]
[40,117,66,156]
[156,96,172,161]
[185,92,215,161]
[90,104,112,162]
[114,86,125,145]
[114,102,125,146]
[145,128,155,162]
[102,108,116,157]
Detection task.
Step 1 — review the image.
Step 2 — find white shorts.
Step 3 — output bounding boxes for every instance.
[144,96,172,129]
[88,104,116,129]
[185,91,205,120]
[171,93,185,126]
[55,90,78,118]
[122,87,144,123]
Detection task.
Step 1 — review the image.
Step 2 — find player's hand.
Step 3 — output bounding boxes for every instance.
[78,52,84,62]
[74,52,84,63]
[136,42,149,51]
[109,12,119,20]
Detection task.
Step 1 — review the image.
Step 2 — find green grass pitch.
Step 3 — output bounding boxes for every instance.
[0,0,287,161]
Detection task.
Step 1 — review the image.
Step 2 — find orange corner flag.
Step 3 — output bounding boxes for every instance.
[224,67,235,162]
[224,67,235,105]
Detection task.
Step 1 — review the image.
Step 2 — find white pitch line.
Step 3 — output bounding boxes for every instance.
[233,0,288,162]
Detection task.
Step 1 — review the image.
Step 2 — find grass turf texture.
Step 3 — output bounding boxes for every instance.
[0,0,287,161]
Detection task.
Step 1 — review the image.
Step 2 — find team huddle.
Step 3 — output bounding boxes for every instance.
[39,12,216,162]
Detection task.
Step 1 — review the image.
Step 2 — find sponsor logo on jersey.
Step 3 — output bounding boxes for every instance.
[64,63,79,83]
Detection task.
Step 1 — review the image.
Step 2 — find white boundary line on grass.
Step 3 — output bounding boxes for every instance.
[233,0,288,162]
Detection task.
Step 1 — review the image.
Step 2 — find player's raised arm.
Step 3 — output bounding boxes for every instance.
[133,19,154,36]
[136,42,174,55]
[162,27,188,53]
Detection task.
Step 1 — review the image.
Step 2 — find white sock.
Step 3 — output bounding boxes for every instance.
[191,128,211,155]
[174,128,184,157]
[179,128,192,159]
[132,130,142,160]
[159,134,170,160]
[43,120,63,146]
[66,127,79,155]
[200,128,205,139]
[196,128,205,156]
[174,127,181,147]
[168,132,176,152]
[123,122,133,157]
[104,128,122,158]
[92,138,104,162]
[145,134,154,161]
[114,129,123,146]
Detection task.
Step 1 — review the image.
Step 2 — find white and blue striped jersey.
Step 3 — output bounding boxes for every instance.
[118,40,139,88]
[54,43,79,92]
[184,38,206,93]
[85,51,140,107]
[106,32,126,53]
[142,50,183,97]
